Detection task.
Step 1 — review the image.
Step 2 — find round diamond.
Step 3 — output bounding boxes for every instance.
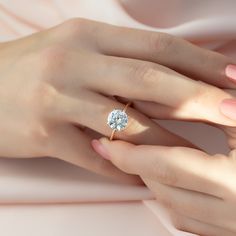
[107,109,128,131]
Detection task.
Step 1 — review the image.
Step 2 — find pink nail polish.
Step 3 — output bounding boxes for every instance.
[220,99,236,120]
[225,65,236,82]
[91,139,110,160]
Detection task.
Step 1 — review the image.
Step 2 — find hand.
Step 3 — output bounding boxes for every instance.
[92,138,236,235]
[0,18,235,182]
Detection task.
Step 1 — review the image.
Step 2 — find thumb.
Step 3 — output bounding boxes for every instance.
[91,137,136,172]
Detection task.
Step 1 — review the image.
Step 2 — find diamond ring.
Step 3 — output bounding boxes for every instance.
[107,102,131,140]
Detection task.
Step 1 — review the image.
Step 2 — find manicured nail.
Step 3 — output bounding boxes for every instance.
[91,139,110,160]
[220,98,236,120]
[225,65,236,82]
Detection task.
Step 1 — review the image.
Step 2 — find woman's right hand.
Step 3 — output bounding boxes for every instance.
[0,18,235,182]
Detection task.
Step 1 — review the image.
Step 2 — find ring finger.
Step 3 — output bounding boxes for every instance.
[55,90,193,147]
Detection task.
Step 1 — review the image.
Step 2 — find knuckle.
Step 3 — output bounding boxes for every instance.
[130,62,160,88]
[61,18,95,40]
[28,65,59,117]
[191,82,216,106]
[149,32,175,54]
[187,82,217,118]
[196,83,212,99]
[37,83,58,113]
[62,18,88,34]
[152,162,177,186]
[23,122,49,153]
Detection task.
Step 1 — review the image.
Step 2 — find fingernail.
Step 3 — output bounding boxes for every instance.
[220,98,236,120]
[91,139,110,160]
[225,65,236,82]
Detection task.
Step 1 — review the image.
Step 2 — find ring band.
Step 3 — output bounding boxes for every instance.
[107,102,132,141]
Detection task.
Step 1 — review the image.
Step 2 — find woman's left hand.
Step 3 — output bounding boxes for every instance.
[92,138,236,236]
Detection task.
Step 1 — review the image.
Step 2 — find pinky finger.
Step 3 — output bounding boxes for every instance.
[46,124,141,185]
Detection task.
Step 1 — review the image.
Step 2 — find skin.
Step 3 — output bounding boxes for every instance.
[1,18,236,233]
[93,138,236,236]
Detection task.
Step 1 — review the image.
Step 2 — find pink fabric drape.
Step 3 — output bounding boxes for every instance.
[0,1,235,235]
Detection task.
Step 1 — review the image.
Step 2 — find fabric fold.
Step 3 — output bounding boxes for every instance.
[0,157,154,204]
[0,1,235,235]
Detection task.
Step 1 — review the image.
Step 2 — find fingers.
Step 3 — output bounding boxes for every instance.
[143,179,227,229]
[89,19,236,88]
[46,49,235,126]
[55,91,193,147]
[94,138,229,198]
[83,55,235,126]
[46,123,142,184]
[169,212,236,236]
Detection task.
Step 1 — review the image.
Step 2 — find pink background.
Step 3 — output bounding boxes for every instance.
[0,0,235,235]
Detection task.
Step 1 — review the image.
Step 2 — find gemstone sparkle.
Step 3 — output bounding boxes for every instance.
[107,109,128,131]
